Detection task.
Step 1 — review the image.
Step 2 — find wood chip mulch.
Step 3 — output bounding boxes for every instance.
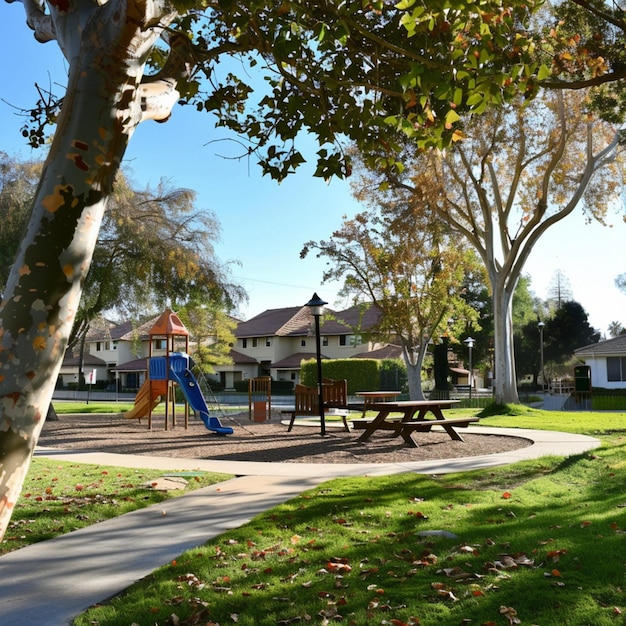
[38,412,532,465]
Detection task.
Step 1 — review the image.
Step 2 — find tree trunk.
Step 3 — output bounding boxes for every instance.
[492,279,520,405]
[0,1,178,540]
[402,341,428,401]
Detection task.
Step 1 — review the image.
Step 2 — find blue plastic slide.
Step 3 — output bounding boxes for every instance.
[169,366,233,436]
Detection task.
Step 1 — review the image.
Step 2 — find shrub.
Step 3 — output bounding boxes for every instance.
[300,358,380,394]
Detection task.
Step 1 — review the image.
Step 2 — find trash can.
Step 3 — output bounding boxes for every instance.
[574,366,591,393]
[573,365,592,409]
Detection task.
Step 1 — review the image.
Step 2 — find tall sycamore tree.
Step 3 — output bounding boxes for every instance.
[0,0,542,538]
[373,90,624,403]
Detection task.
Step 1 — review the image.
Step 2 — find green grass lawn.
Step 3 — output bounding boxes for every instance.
[17,405,626,625]
[2,460,231,555]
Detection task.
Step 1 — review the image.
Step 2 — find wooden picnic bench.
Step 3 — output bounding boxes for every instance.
[352,400,478,447]
[282,379,350,432]
[355,390,402,417]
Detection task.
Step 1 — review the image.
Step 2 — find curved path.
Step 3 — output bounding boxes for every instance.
[0,427,600,625]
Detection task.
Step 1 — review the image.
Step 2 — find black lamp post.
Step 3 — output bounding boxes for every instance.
[538,321,545,392]
[306,292,328,436]
[464,336,475,399]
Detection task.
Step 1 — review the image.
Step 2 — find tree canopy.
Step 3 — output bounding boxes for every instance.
[17,0,544,178]
[302,199,480,400]
[0,156,243,350]
[348,88,624,403]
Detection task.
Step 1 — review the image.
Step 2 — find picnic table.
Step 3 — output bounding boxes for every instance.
[351,400,478,447]
[355,390,402,417]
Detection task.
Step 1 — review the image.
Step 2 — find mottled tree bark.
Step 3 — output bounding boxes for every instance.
[0,0,179,539]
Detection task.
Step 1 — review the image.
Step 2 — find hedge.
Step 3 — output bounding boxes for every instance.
[300,358,380,394]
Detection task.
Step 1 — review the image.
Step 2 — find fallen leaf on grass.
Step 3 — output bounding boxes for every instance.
[546,549,567,562]
[431,582,458,601]
[499,605,521,625]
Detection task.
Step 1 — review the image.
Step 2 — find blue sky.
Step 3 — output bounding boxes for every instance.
[2,7,625,337]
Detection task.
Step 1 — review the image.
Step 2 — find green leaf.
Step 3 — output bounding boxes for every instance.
[445,109,461,125]
[537,64,552,80]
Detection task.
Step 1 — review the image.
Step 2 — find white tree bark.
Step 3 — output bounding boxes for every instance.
[402,338,429,401]
[0,0,179,539]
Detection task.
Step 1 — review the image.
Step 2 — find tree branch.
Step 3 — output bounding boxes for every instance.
[9,0,56,43]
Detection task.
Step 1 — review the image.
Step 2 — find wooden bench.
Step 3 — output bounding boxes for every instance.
[353,400,478,447]
[282,379,350,432]
[352,416,478,432]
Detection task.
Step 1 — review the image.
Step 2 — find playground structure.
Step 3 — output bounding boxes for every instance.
[248,376,272,421]
[124,309,233,435]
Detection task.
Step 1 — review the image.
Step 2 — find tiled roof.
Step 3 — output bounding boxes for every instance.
[62,353,107,367]
[236,303,382,338]
[86,316,159,342]
[271,352,328,369]
[575,335,626,357]
[113,358,148,372]
[229,349,257,365]
[235,306,311,338]
[351,344,403,360]
[276,307,318,336]
[336,303,382,329]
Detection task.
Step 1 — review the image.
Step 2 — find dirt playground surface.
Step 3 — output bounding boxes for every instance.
[39,411,532,465]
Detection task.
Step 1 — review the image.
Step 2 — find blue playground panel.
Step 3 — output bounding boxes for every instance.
[149,353,190,379]
[149,356,168,380]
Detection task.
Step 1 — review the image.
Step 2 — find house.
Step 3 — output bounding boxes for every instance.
[214,302,389,389]
[58,302,396,392]
[58,314,177,391]
[574,335,626,389]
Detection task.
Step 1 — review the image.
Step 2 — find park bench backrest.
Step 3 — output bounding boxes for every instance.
[294,383,318,414]
[293,379,347,414]
[322,378,347,408]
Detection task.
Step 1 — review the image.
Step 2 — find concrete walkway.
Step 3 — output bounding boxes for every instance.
[0,427,600,625]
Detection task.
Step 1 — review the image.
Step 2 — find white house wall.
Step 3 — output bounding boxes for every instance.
[584,357,622,389]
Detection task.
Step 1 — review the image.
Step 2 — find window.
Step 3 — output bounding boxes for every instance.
[266,338,272,347]
[242,338,247,349]
[252,337,258,348]
[154,339,166,350]
[322,336,328,347]
[96,342,101,351]
[607,356,626,382]
[301,339,307,347]
[340,334,362,347]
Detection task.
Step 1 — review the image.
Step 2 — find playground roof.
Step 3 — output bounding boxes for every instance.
[149,309,189,337]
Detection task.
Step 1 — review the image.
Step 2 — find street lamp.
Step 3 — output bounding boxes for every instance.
[306,292,328,436]
[538,321,545,393]
[464,337,475,399]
